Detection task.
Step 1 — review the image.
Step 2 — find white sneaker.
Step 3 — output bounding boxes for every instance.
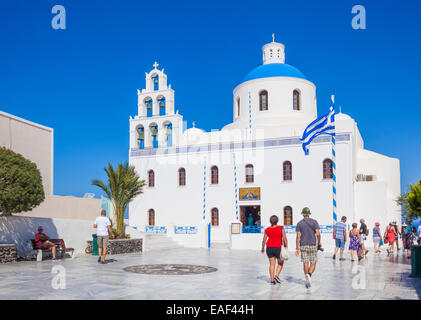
[305,274,311,288]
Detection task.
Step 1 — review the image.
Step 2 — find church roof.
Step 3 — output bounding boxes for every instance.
[243,63,306,82]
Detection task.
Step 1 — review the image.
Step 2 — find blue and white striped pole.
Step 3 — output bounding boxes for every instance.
[202,159,207,221]
[331,95,337,225]
[233,153,239,220]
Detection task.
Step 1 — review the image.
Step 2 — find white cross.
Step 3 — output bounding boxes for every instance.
[153,61,159,69]
[272,33,275,42]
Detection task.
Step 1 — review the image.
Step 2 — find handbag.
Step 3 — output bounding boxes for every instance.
[280,226,288,260]
[280,245,289,260]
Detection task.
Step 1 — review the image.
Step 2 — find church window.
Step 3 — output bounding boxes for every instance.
[148,209,155,226]
[293,90,301,111]
[284,206,293,226]
[245,164,254,183]
[211,208,219,226]
[159,97,166,116]
[237,97,240,117]
[148,170,155,187]
[283,161,292,181]
[178,168,186,186]
[165,123,172,147]
[146,98,153,117]
[211,166,219,185]
[152,75,159,91]
[323,159,333,179]
[151,125,158,148]
[259,90,268,111]
[137,126,144,149]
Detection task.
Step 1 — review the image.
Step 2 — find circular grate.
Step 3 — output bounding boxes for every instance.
[123,264,218,275]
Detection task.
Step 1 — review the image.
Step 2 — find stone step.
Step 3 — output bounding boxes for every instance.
[144,234,182,252]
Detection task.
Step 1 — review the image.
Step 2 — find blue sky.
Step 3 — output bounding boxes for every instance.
[0,0,420,198]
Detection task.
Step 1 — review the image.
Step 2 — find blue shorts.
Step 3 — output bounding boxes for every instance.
[335,238,345,250]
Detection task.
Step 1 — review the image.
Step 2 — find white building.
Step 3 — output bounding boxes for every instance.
[128,39,401,250]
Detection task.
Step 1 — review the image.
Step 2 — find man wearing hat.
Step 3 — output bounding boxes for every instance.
[34,226,57,260]
[295,207,321,288]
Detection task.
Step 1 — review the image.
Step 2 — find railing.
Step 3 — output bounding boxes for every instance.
[174,226,198,234]
[242,226,264,234]
[145,226,167,234]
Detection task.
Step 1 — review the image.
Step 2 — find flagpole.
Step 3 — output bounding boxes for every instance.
[331,95,337,226]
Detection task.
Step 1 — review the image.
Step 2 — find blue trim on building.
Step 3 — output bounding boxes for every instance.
[243,63,306,83]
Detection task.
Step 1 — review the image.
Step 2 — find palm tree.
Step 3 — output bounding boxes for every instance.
[92,162,145,237]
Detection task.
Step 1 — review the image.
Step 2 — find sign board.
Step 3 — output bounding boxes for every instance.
[231,223,241,234]
[239,187,261,201]
[174,226,198,234]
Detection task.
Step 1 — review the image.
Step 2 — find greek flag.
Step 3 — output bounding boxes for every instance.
[300,105,335,155]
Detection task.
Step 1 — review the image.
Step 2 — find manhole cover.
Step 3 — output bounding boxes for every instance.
[123,264,218,275]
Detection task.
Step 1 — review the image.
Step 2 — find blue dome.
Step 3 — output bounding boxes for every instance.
[243,63,306,82]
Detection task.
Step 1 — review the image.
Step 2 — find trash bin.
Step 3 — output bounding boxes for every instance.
[410,245,421,278]
[92,234,99,256]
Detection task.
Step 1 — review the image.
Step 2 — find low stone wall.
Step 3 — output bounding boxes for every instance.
[86,238,142,255]
[0,244,17,263]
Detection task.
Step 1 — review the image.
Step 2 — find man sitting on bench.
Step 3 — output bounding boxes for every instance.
[35,226,57,260]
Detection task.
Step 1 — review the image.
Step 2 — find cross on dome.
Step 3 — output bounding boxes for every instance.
[153,61,159,69]
[272,33,275,42]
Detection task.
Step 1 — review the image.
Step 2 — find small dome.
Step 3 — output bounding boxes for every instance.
[243,63,306,83]
[183,127,205,136]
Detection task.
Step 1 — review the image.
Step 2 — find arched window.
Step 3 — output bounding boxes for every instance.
[284,206,293,226]
[293,89,301,111]
[165,123,172,147]
[148,209,155,226]
[259,90,268,111]
[137,126,144,149]
[283,161,292,181]
[245,164,254,183]
[211,166,219,185]
[151,125,158,148]
[323,159,333,179]
[152,74,159,91]
[145,98,153,117]
[178,168,186,186]
[237,97,240,117]
[158,97,166,116]
[148,170,155,187]
[211,208,219,226]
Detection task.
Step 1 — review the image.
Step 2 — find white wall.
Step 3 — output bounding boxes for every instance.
[0,110,53,195]
[0,216,95,259]
[19,195,101,221]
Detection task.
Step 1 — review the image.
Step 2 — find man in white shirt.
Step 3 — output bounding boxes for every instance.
[93,210,115,264]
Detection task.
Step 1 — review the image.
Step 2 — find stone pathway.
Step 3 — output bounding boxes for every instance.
[0,248,419,300]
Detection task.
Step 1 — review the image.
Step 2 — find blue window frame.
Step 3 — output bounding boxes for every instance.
[146,99,153,117]
[152,125,158,148]
[153,75,159,91]
[166,123,172,147]
[159,97,166,116]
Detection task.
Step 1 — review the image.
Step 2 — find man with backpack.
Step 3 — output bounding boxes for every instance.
[359,218,369,256]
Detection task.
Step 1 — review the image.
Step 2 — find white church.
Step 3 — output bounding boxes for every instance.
[128,38,401,250]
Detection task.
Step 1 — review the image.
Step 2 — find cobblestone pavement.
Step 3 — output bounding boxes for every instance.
[0,248,420,300]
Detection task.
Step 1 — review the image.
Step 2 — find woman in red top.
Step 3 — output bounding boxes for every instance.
[261,215,288,285]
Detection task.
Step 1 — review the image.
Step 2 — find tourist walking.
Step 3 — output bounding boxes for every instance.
[418,224,421,245]
[372,222,382,253]
[261,215,288,285]
[295,207,321,288]
[359,219,369,256]
[93,210,115,264]
[333,216,347,261]
[393,221,401,251]
[384,222,397,256]
[34,226,57,260]
[349,223,362,262]
[403,223,416,259]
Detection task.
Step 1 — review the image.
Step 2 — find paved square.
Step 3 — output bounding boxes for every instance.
[0,248,420,300]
